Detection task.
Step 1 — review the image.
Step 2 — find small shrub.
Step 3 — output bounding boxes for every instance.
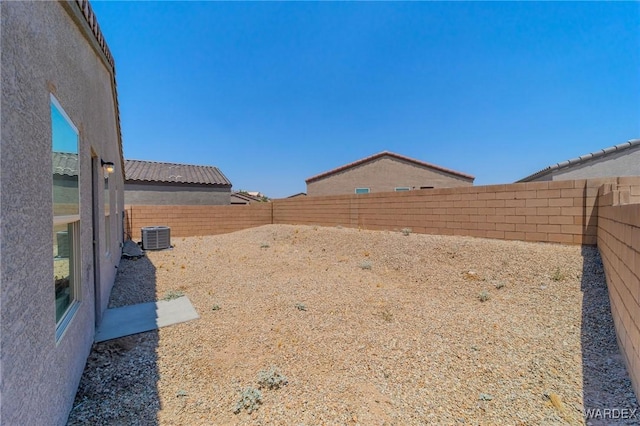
[546,393,566,413]
[401,227,412,236]
[176,389,188,397]
[381,309,393,322]
[551,267,565,282]
[257,366,288,390]
[163,290,184,301]
[234,387,262,414]
[448,245,460,258]
[463,270,481,281]
[495,281,506,290]
[260,242,270,249]
[336,225,343,229]
[478,290,490,302]
[211,304,221,311]
[295,303,307,311]
[359,260,372,270]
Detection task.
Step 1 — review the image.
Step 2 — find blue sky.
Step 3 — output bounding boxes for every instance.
[51,100,78,153]
[92,1,639,198]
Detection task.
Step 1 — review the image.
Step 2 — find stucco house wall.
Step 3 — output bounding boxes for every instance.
[1,2,123,425]
[125,182,231,205]
[307,155,473,197]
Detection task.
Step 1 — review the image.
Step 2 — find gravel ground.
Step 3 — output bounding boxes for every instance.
[68,224,639,425]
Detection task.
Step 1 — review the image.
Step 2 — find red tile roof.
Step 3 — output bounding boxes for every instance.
[305,151,475,183]
[125,159,231,186]
[52,152,79,176]
[74,0,114,68]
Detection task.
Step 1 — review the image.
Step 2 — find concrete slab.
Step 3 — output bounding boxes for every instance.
[95,296,199,343]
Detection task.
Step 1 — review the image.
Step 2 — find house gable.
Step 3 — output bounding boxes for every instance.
[306,151,474,184]
[306,152,474,196]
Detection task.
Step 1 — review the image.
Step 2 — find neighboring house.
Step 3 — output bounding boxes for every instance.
[1,1,124,424]
[287,192,307,198]
[518,139,640,182]
[306,151,474,196]
[231,191,264,205]
[124,159,232,205]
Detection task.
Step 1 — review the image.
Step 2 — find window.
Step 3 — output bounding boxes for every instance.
[420,186,434,190]
[395,187,411,192]
[51,95,81,338]
[355,188,370,194]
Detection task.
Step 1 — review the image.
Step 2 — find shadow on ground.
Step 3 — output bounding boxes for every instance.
[581,246,639,425]
[67,254,161,425]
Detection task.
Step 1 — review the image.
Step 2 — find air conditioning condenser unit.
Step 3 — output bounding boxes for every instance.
[141,226,171,250]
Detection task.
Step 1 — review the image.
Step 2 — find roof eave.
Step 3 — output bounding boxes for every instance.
[63,1,125,182]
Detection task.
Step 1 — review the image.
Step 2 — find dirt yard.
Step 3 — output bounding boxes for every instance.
[68,224,638,425]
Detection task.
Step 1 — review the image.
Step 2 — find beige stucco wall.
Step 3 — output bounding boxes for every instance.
[125,182,231,205]
[1,2,123,424]
[307,156,473,196]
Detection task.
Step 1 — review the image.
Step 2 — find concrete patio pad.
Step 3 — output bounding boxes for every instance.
[95,296,199,343]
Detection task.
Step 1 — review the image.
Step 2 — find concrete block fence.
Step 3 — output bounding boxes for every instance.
[273,178,621,245]
[597,180,640,400]
[125,203,272,239]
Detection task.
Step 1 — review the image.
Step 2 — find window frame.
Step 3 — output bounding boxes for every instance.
[355,187,370,194]
[51,94,81,341]
[395,187,411,192]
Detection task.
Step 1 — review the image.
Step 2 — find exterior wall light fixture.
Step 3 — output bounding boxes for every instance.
[101,160,115,174]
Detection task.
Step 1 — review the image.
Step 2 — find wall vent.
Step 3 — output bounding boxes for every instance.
[141,226,171,250]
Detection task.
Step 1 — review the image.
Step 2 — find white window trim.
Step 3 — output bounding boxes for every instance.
[55,221,81,342]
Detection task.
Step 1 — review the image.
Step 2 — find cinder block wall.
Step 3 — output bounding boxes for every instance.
[276,178,622,245]
[125,204,272,239]
[597,179,640,400]
[127,177,634,245]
